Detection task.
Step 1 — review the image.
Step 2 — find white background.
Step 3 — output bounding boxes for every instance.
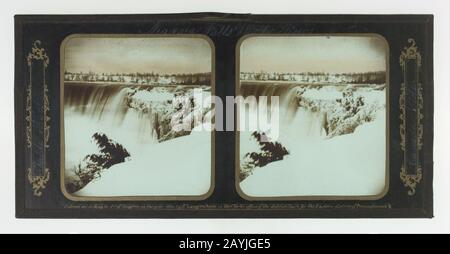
[1,0,449,233]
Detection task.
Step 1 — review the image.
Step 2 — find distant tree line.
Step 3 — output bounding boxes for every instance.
[240,71,386,84]
[64,71,212,86]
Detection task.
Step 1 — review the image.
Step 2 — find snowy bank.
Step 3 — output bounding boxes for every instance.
[74,129,212,197]
[240,110,386,197]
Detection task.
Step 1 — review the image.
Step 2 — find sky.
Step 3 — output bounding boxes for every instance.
[240,36,387,73]
[64,37,212,74]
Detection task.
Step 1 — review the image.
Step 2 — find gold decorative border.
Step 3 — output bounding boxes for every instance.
[26,40,50,197]
[399,39,423,196]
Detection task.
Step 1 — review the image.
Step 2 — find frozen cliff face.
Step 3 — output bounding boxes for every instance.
[125,86,212,142]
[298,85,384,138]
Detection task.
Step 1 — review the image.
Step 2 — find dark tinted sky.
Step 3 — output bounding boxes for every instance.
[240,36,387,73]
[64,37,212,74]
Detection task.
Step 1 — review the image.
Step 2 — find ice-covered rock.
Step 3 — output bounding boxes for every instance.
[125,86,212,142]
[298,86,384,138]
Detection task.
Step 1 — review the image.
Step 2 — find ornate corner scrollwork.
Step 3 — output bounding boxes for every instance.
[399,39,423,196]
[27,168,50,197]
[400,166,422,196]
[27,40,49,67]
[399,39,422,68]
[26,40,50,197]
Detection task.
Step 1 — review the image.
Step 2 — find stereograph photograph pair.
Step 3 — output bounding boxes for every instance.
[15,14,433,218]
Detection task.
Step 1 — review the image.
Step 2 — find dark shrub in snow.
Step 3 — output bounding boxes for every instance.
[65,133,130,193]
[240,132,289,182]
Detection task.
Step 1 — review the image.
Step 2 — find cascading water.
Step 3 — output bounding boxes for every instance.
[240,82,327,144]
[64,83,173,145]
[240,82,302,120]
[64,83,174,176]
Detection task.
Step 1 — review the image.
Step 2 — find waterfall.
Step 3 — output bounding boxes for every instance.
[240,82,327,143]
[240,82,301,120]
[64,83,161,147]
[64,83,131,121]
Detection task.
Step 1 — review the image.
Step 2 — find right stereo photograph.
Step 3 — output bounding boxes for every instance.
[237,35,388,200]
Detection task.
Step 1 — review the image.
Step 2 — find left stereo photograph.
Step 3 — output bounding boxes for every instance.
[61,35,215,201]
